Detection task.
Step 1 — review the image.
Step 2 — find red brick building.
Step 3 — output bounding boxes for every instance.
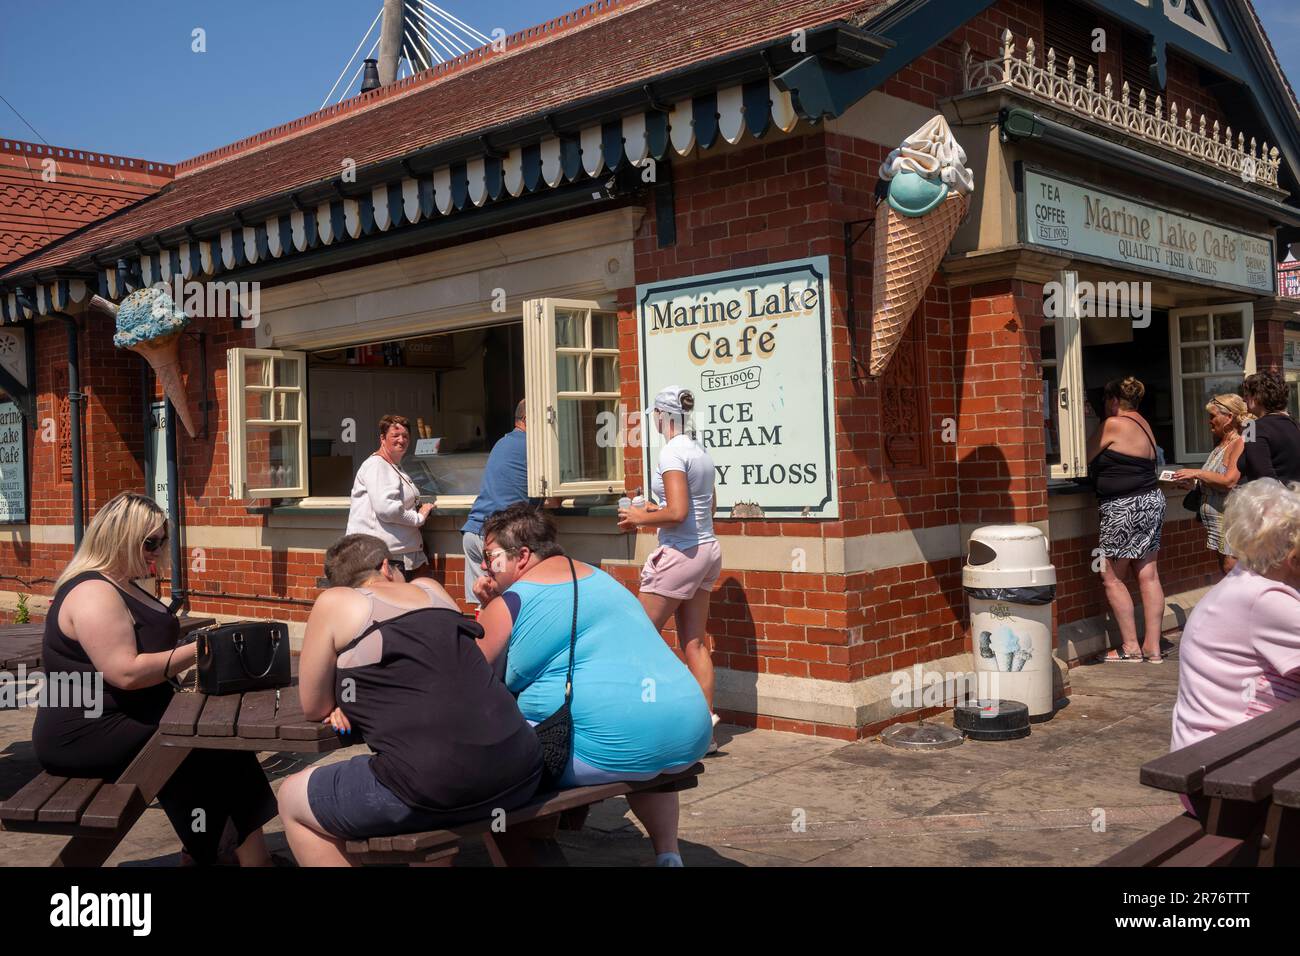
[2,0,1299,738]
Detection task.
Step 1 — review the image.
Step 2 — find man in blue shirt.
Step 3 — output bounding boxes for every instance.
[462,399,533,604]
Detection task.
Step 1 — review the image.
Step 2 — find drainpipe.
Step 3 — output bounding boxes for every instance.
[163,399,184,611]
[50,312,85,547]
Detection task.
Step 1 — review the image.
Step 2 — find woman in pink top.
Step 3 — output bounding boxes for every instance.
[1171,478,1300,755]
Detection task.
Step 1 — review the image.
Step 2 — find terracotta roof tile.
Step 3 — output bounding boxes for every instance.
[0,0,886,282]
[0,140,171,269]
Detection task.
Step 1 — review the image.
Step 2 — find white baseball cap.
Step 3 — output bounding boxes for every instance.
[653,386,688,415]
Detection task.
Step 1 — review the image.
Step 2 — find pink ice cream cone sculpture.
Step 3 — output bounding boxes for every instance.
[870,115,975,376]
[113,287,199,438]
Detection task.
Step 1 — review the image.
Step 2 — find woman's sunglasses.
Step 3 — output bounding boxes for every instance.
[143,533,168,553]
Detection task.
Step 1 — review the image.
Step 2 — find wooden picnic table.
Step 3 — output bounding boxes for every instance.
[1102,696,1300,867]
[1,680,338,866]
[0,616,217,672]
[0,623,44,670]
[157,685,343,753]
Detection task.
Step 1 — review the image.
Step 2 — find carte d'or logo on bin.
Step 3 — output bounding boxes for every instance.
[990,602,1013,620]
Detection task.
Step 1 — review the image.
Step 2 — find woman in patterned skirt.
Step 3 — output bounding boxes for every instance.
[1173,394,1249,577]
[1086,377,1168,663]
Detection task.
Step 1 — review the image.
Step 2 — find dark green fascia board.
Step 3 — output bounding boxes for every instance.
[1074,0,1300,188]
[774,0,999,120]
[1001,107,1300,228]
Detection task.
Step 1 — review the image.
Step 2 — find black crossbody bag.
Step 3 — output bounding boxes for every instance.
[532,557,578,791]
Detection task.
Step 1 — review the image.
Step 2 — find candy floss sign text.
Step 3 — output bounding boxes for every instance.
[636,257,838,518]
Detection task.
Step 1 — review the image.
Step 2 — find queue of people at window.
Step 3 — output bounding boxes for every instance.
[1082,369,1300,784]
[1088,370,1300,664]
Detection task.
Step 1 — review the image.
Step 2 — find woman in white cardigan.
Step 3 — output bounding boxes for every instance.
[345,414,434,580]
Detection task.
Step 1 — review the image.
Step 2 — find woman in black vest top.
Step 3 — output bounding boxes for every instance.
[32,493,276,865]
[278,534,541,866]
[1085,377,1168,663]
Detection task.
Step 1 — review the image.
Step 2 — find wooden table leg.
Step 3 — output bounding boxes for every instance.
[51,734,191,868]
[1258,804,1300,867]
[481,817,569,867]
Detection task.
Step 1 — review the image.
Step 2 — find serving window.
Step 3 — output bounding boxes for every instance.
[226,298,625,504]
[1041,271,1257,480]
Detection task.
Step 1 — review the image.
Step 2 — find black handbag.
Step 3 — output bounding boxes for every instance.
[532,557,578,791]
[1182,483,1203,514]
[189,621,292,696]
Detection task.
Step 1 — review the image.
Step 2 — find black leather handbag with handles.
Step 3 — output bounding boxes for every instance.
[187,620,292,696]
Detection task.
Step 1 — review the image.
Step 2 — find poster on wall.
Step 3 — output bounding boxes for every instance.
[149,402,169,510]
[0,399,26,523]
[636,256,838,519]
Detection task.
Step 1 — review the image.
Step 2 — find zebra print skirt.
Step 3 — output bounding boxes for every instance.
[1098,487,1166,559]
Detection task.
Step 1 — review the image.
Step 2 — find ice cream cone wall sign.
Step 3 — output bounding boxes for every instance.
[870,115,975,376]
[113,288,199,438]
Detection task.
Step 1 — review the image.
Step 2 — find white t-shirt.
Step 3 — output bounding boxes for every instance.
[652,434,716,550]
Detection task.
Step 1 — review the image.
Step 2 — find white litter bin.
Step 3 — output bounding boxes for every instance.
[963,525,1057,718]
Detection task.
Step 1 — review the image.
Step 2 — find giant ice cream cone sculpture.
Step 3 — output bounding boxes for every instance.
[870,115,975,376]
[114,287,199,438]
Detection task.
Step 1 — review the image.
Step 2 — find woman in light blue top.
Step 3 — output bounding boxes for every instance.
[475,503,711,866]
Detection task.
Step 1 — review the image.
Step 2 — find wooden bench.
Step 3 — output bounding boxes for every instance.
[0,732,191,866]
[344,762,705,866]
[1101,697,1300,867]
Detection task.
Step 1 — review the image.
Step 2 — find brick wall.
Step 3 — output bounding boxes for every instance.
[0,0,1281,740]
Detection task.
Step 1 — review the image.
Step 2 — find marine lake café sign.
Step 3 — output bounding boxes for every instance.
[1023,168,1276,295]
[637,256,838,519]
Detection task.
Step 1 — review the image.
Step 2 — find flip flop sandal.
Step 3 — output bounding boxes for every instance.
[1144,654,1165,664]
[1103,649,1144,662]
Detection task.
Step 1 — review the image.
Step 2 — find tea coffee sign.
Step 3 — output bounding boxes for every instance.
[637,257,837,518]
[1023,169,1275,294]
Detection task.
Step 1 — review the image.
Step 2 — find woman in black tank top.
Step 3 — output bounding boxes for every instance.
[1085,378,1168,663]
[276,534,541,866]
[31,493,276,866]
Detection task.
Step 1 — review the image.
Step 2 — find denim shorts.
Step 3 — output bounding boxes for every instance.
[307,754,452,840]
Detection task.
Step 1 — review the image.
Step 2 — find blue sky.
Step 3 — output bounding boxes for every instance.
[1,0,1299,164]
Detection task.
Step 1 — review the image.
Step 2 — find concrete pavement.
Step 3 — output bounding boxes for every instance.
[0,644,1185,866]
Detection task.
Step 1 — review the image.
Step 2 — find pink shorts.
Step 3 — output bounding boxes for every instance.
[639,540,722,600]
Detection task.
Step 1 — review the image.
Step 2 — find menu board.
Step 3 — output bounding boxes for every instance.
[0,400,26,523]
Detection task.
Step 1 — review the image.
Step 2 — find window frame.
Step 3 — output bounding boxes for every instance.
[523,297,625,497]
[227,347,310,499]
[1168,303,1256,464]
[1284,328,1300,419]
[1045,271,1087,480]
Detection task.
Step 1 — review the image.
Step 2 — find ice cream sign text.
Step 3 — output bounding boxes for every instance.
[637,257,838,518]
[1024,169,1274,294]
